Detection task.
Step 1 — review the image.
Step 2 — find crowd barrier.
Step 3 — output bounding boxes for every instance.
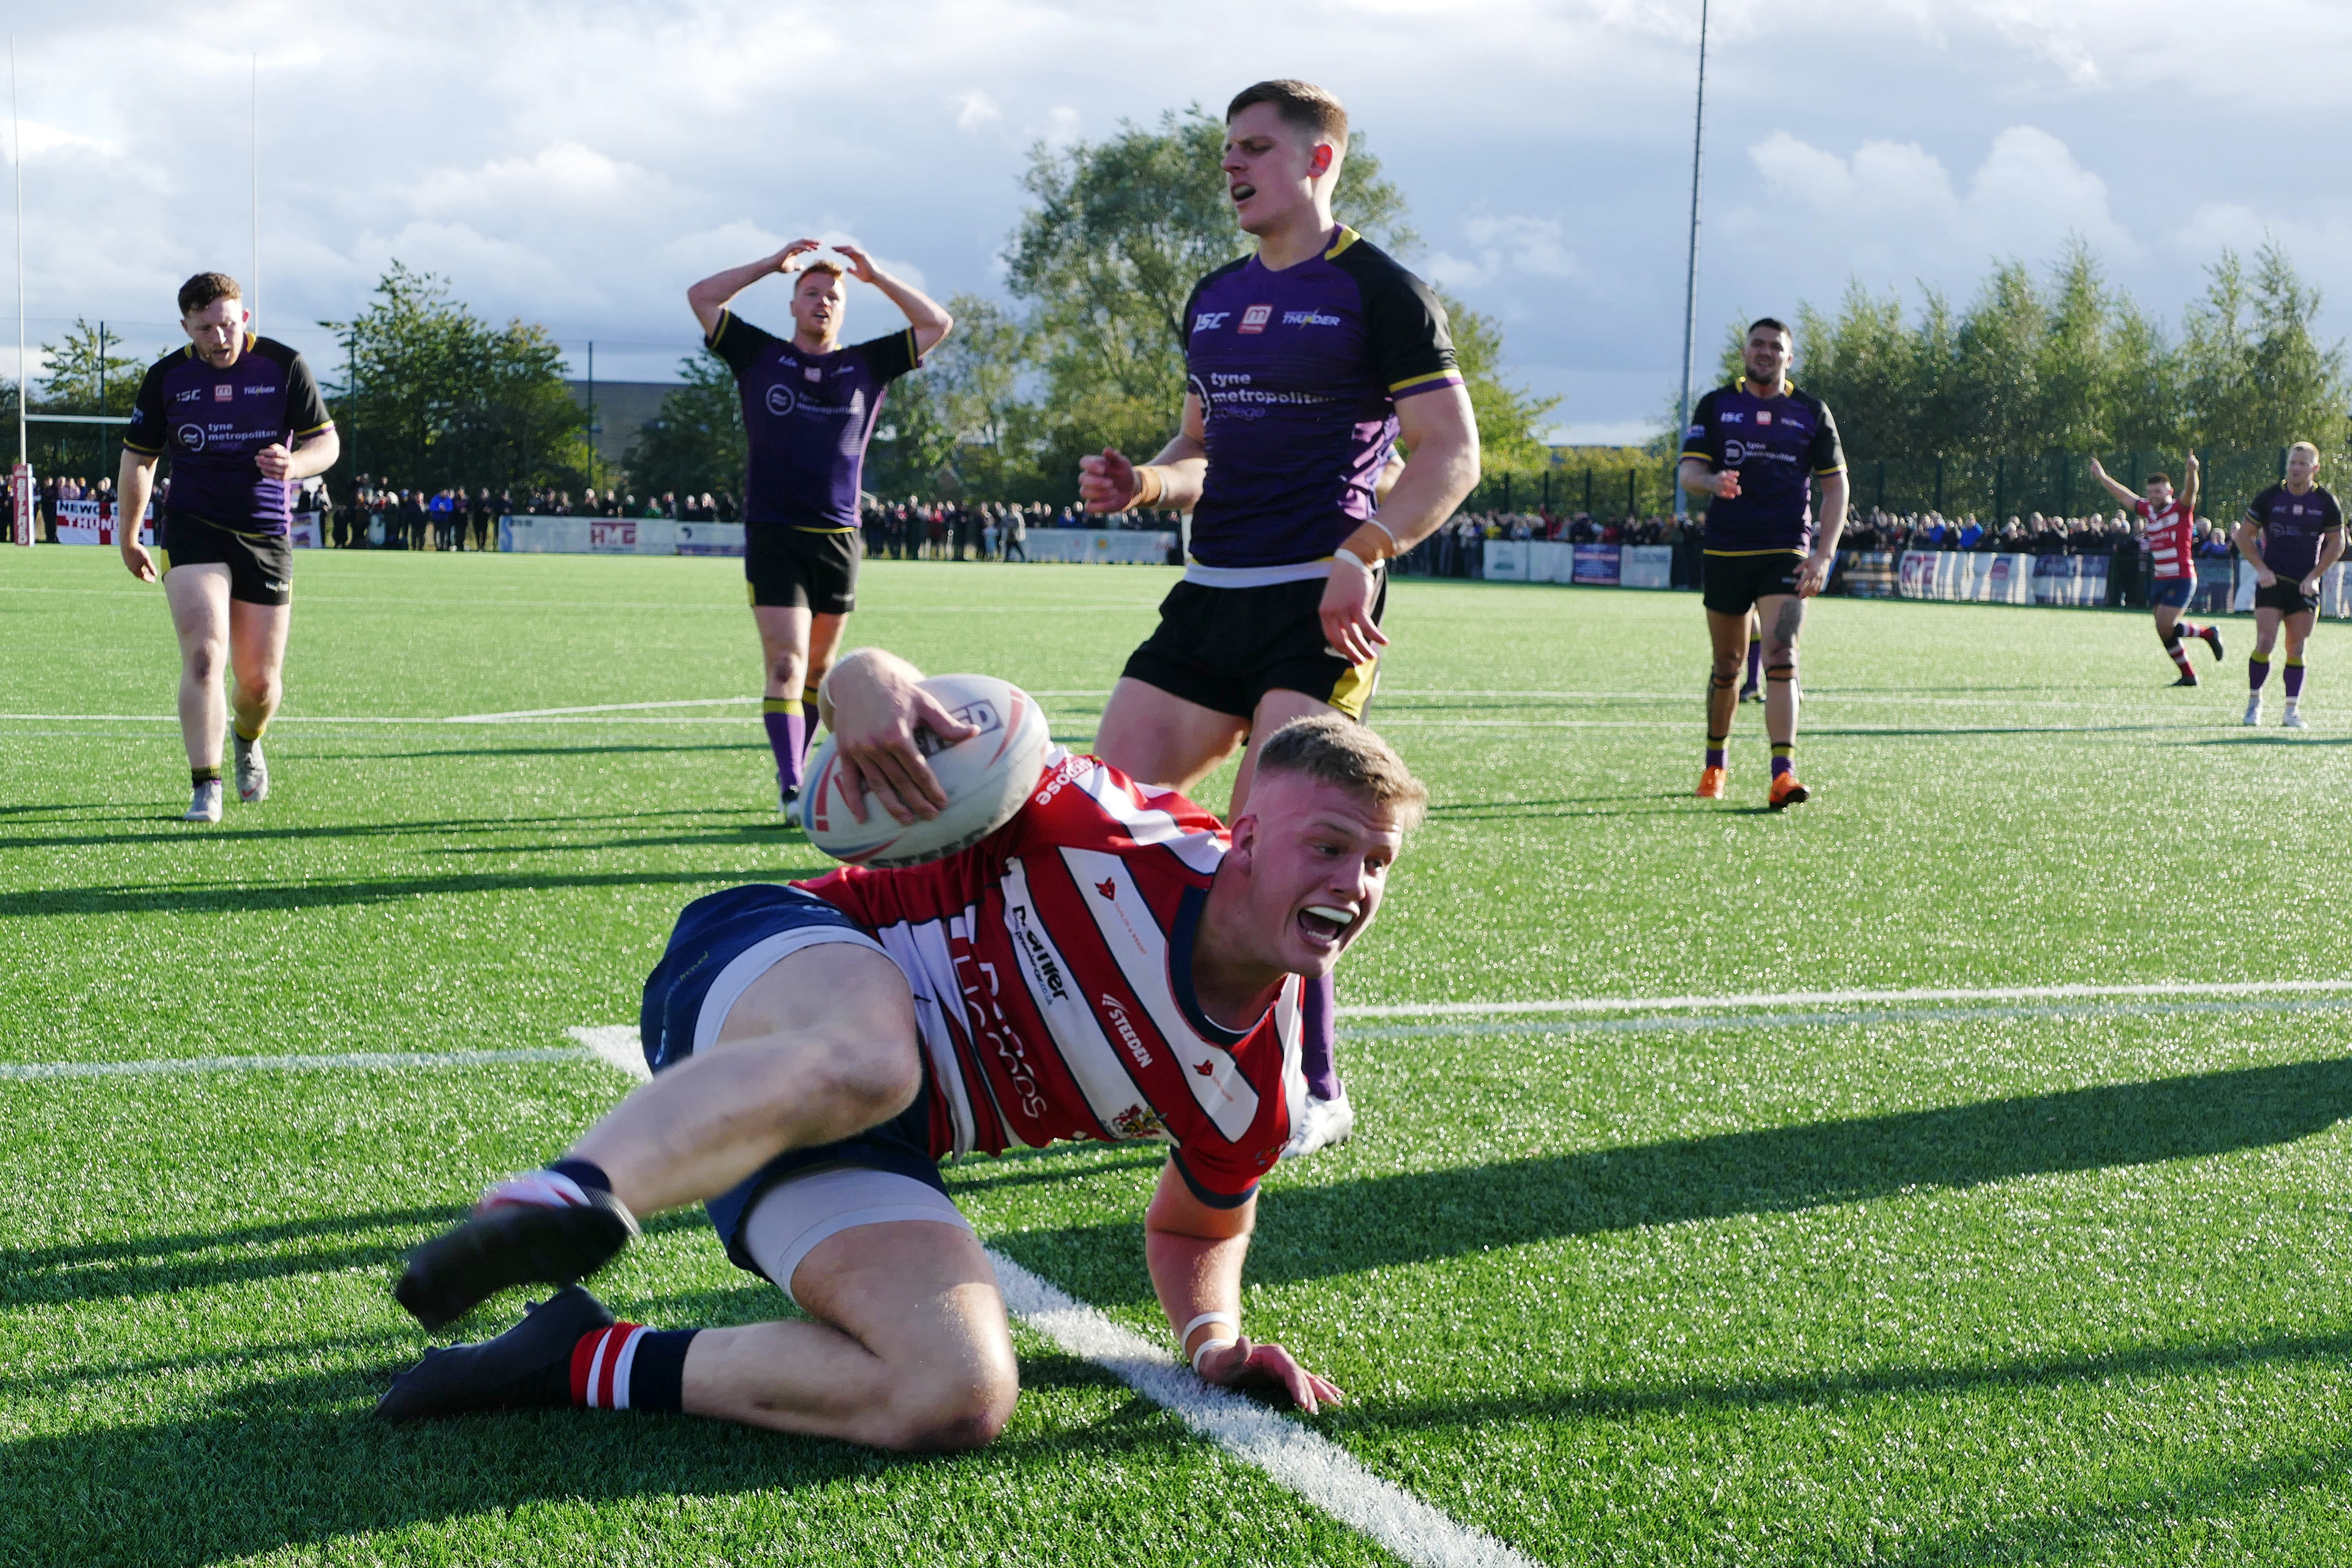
[1480,541,1676,587]
[493,516,1179,565]
[1875,549,2349,617]
[50,498,320,548]
[1011,529,1178,565]
[1895,551,2035,604]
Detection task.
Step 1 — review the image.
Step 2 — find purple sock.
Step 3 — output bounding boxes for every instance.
[801,697,823,764]
[763,699,806,793]
[2250,657,2271,693]
[2285,660,2306,699]
[1704,745,1726,769]
[1744,643,1762,687]
[1300,970,1342,1101]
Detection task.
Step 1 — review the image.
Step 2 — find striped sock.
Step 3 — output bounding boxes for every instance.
[1771,742,1794,780]
[763,698,807,793]
[570,1323,698,1411]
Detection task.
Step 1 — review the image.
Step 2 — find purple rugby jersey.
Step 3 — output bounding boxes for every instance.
[123,336,332,535]
[1679,383,1846,556]
[1181,227,1461,572]
[707,310,919,530]
[2244,482,2344,581]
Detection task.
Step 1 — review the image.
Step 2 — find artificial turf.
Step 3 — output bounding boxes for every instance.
[4,545,2350,1566]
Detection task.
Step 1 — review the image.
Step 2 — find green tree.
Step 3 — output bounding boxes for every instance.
[624,349,745,500]
[2034,241,2114,453]
[322,262,587,492]
[37,319,148,415]
[1440,288,1558,472]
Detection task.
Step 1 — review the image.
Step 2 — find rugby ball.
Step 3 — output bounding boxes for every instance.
[799,674,1053,867]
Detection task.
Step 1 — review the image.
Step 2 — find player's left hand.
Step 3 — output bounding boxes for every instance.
[832,243,881,283]
[827,660,980,826]
[255,443,294,481]
[1194,1337,1346,1414]
[1795,550,1834,598]
[2304,574,2323,598]
[1320,555,1389,668]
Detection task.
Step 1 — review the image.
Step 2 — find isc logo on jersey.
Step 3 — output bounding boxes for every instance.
[1192,311,1231,333]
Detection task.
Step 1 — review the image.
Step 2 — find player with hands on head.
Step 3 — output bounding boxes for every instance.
[1076,80,1480,1160]
[687,237,952,818]
[377,643,1422,1442]
[119,271,339,823]
[2088,451,2224,685]
[2233,440,2344,729]
[1679,317,1849,808]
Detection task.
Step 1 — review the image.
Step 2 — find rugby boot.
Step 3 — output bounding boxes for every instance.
[183,778,224,823]
[1695,765,1728,800]
[375,1286,614,1421]
[1280,1091,1355,1161]
[395,1187,639,1330]
[2244,695,2264,727]
[1767,772,1811,810]
[2171,673,2199,687]
[2283,704,2309,730]
[1738,684,1762,704]
[233,734,269,803]
[2201,625,2226,661]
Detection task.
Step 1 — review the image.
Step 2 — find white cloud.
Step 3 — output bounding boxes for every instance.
[1044,105,1080,150]
[954,90,1002,134]
[1429,214,1580,290]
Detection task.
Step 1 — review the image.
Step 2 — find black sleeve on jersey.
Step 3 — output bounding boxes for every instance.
[1329,238,1458,394]
[1679,388,1722,465]
[853,328,920,385]
[2244,484,2280,526]
[1806,393,1847,475]
[1169,1149,1256,1210]
[2320,486,2345,532]
[273,344,333,437]
[705,309,778,377]
[122,355,175,456]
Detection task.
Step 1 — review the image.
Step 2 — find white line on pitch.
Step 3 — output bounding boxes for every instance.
[989,1251,1535,1568]
[1337,977,2352,1019]
[446,698,760,722]
[1349,995,2352,1040]
[0,1047,589,1080]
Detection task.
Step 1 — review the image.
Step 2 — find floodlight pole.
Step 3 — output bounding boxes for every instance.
[251,54,259,331]
[1672,0,1708,522]
[10,34,30,548]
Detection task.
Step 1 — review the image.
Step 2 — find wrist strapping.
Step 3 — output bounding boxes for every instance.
[1365,517,1401,554]
[1130,465,1165,509]
[1182,1311,1239,1343]
[1332,546,1376,575]
[1192,1338,1241,1373]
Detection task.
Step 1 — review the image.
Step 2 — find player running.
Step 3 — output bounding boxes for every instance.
[377,646,1420,1447]
[2088,452,2224,684]
[1679,318,1849,807]
[2233,441,2344,729]
[687,241,953,815]
[1075,80,1480,1156]
[116,273,338,823]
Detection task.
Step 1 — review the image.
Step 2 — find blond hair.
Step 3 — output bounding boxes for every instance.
[1255,714,1427,829]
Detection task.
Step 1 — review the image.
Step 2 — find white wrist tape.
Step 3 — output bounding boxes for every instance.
[1366,517,1401,552]
[1182,1311,1239,1343]
[1191,1338,1241,1373]
[1332,546,1376,575]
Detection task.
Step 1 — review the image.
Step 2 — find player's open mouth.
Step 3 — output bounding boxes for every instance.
[1230,183,1256,205]
[1298,905,1354,947]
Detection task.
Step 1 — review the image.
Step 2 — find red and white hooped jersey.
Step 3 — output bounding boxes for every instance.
[2136,497,2197,579]
[796,749,1305,1206]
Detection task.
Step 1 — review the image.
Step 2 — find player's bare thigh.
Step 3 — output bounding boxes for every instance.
[1093,676,1247,797]
[805,611,851,685]
[1229,687,1346,817]
[2282,608,2316,658]
[1704,606,1749,672]
[2253,605,2286,654]
[682,1219,1016,1449]
[164,562,232,665]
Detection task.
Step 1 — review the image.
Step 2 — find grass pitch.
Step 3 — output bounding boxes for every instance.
[5,546,2351,1566]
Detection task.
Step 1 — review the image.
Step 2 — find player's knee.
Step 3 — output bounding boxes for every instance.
[810,1031,922,1121]
[236,671,280,707]
[1709,654,1741,681]
[880,1363,1019,1452]
[185,642,226,684]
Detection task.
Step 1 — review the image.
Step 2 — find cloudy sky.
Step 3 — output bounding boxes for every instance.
[6,0,2349,442]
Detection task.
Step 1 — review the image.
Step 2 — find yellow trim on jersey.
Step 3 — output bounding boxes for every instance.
[1388,369,1461,394]
[1814,464,1847,477]
[122,439,165,456]
[154,547,172,576]
[706,308,733,350]
[1323,225,1362,260]
[1327,652,1379,720]
[1702,548,1807,557]
[293,419,336,438]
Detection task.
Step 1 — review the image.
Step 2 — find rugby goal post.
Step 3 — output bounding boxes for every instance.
[9,462,29,547]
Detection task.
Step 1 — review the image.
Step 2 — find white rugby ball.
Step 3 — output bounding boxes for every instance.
[799,674,1053,867]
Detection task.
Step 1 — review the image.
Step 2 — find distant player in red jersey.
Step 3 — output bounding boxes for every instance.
[377,647,1422,1449]
[2088,452,2223,685]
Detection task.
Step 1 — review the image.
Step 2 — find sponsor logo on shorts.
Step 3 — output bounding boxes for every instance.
[764,385,797,416]
[1101,995,1152,1069]
[1191,311,1230,333]
[1280,310,1341,327]
[1238,304,1272,334]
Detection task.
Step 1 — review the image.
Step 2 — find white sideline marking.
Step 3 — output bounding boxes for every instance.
[986,1250,1536,1568]
[568,1025,653,1080]
[0,1047,586,1080]
[448,698,759,722]
[1349,995,2352,1040]
[1337,978,2352,1020]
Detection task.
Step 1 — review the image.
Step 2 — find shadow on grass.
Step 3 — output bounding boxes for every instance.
[2193,734,2352,748]
[9,869,827,917]
[0,1207,709,1309]
[0,1347,1186,1568]
[997,1055,2352,1310]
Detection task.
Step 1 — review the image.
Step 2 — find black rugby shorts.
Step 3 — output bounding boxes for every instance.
[159,511,294,606]
[1701,551,1805,617]
[745,524,859,614]
[1122,572,1384,720]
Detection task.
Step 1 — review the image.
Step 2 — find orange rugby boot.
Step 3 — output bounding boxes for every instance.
[1766,771,1811,810]
[1696,765,1728,799]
